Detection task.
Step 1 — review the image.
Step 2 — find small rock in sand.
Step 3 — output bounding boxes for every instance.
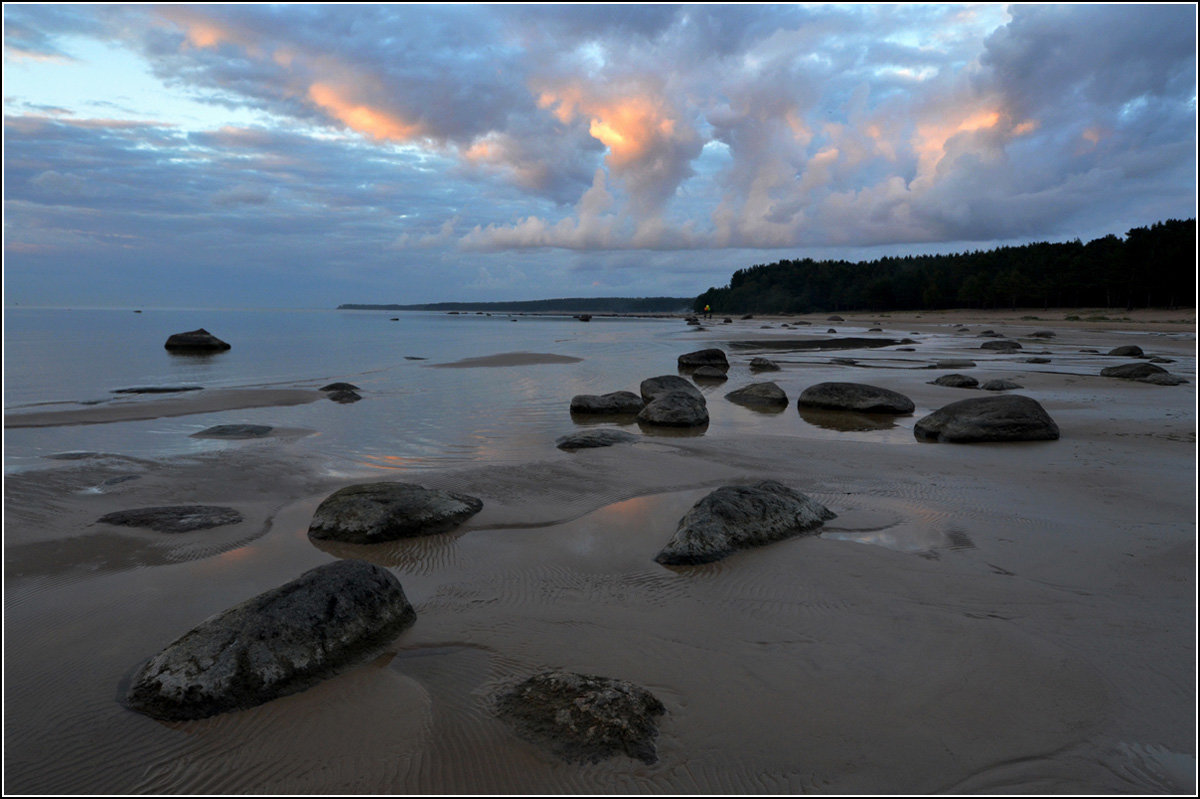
[1106,345,1144,357]
[929,374,979,389]
[749,357,781,372]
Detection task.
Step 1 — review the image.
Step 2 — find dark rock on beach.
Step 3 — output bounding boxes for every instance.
[1030,331,1056,338]
[494,671,666,765]
[797,382,914,414]
[929,374,979,389]
[570,391,645,415]
[163,328,231,352]
[1106,345,1144,358]
[749,357,781,372]
[1100,362,1187,384]
[327,390,362,404]
[1024,357,1052,364]
[935,360,977,369]
[980,340,1022,351]
[556,429,639,451]
[125,559,416,721]
[980,379,1023,392]
[320,382,360,392]
[691,366,728,382]
[97,505,243,533]
[640,375,703,404]
[914,395,1060,443]
[655,480,835,565]
[637,391,709,427]
[308,482,483,544]
[725,382,788,409]
[678,348,729,371]
[191,424,273,439]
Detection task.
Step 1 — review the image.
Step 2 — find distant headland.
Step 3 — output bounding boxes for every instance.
[338,297,693,314]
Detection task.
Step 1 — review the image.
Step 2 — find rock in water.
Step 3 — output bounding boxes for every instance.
[125,560,416,720]
[796,382,914,414]
[320,382,360,392]
[190,424,273,439]
[725,382,789,408]
[980,340,1022,351]
[1100,362,1167,380]
[163,328,231,352]
[494,671,666,765]
[677,348,729,371]
[980,379,1023,392]
[327,390,362,403]
[914,395,1060,443]
[639,375,703,403]
[637,391,709,427]
[308,482,483,543]
[98,505,243,533]
[569,391,645,415]
[749,357,781,372]
[929,374,979,389]
[1106,345,1144,357]
[655,481,835,565]
[556,429,638,451]
[691,366,728,382]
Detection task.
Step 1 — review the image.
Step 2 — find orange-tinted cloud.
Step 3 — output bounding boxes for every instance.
[538,85,682,169]
[307,83,423,142]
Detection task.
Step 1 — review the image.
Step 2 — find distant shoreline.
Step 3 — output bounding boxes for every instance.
[338,297,692,314]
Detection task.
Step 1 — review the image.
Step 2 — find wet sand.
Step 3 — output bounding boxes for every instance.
[4,388,323,428]
[3,312,1196,794]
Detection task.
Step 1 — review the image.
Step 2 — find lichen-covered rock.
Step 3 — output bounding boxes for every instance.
[929,374,979,389]
[797,382,914,414]
[126,560,416,720]
[639,375,703,404]
[164,328,231,352]
[556,429,638,451]
[637,391,709,427]
[494,671,666,764]
[655,481,835,565]
[914,395,1060,443]
[308,482,483,543]
[569,391,645,415]
[677,348,729,370]
[725,382,789,408]
[98,505,243,533]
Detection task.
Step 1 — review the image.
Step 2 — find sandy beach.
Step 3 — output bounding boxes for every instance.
[3,309,1195,794]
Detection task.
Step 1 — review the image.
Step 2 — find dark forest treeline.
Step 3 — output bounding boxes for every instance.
[694,219,1196,314]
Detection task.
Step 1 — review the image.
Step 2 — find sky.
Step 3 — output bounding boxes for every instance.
[3,3,1197,309]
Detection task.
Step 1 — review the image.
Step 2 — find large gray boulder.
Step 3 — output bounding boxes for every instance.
[678,348,729,371]
[640,375,703,404]
[1100,362,1166,380]
[725,382,789,409]
[556,429,638,451]
[655,481,835,565]
[1106,345,1144,357]
[164,328,231,352]
[637,391,709,427]
[929,374,979,389]
[98,505,243,533]
[570,391,645,415]
[494,671,666,765]
[914,395,1060,443]
[126,560,416,720]
[308,482,483,543]
[796,382,914,414]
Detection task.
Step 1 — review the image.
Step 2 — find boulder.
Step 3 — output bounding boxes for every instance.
[1030,331,1056,338]
[980,379,1023,392]
[935,360,977,369]
[556,429,638,451]
[191,424,273,439]
[637,391,709,427]
[320,382,360,392]
[97,505,243,533]
[725,382,789,409]
[1149,357,1174,364]
[1024,357,1052,364]
[914,395,1060,443]
[569,391,645,415]
[640,375,703,404]
[980,340,1022,351]
[308,482,483,543]
[827,315,844,322]
[796,382,914,414]
[929,374,979,389]
[677,348,729,371]
[749,357,781,372]
[494,671,666,765]
[655,481,835,565]
[691,366,728,382]
[1106,345,1144,357]
[1100,362,1166,380]
[327,390,362,404]
[164,328,231,352]
[126,560,416,720]
[1137,372,1188,386]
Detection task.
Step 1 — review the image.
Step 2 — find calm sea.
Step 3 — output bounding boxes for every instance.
[5,307,817,474]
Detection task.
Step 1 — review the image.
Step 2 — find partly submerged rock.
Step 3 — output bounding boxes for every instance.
[308,482,483,543]
[97,505,243,533]
[327,390,362,404]
[637,391,709,427]
[929,373,979,389]
[494,670,666,765]
[1137,372,1189,386]
[749,357,781,372]
[1030,331,1056,338]
[640,375,703,404]
[914,395,1060,443]
[320,382,360,392]
[190,424,273,439]
[569,391,645,415]
[1100,362,1167,380]
[556,429,638,451]
[725,382,789,409]
[677,348,729,371]
[980,340,1022,351]
[164,328,231,352]
[1106,345,1144,357]
[655,480,835,565]
[935,360,977,369]
[980,379,1023,392]
[796,382,914,414]
[125,559,416,720]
